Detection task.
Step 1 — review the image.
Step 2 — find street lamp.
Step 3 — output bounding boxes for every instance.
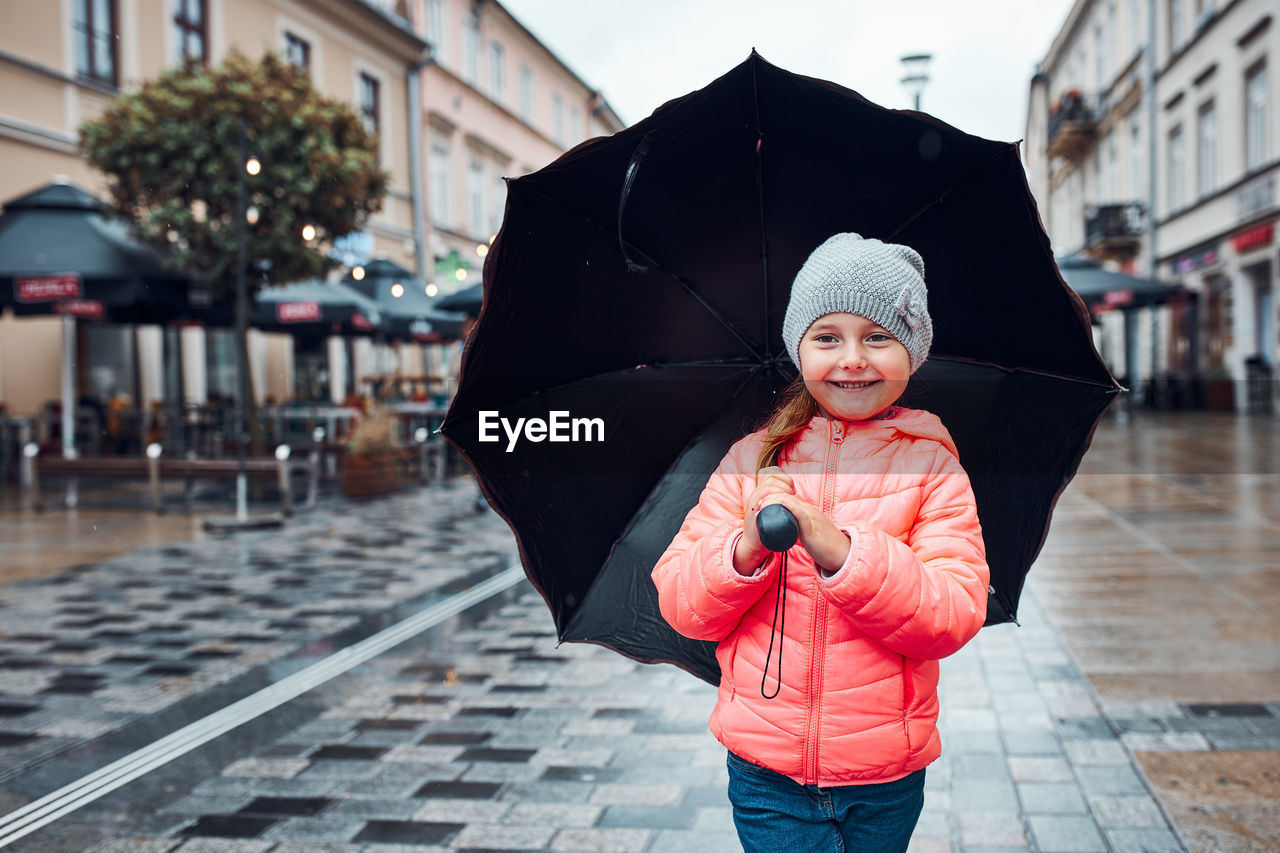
[900,53,932,111]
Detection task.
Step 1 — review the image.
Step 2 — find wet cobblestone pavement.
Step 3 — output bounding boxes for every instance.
[0,411,1277,851]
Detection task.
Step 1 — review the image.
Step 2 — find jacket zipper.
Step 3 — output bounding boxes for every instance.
[806,420,842,784]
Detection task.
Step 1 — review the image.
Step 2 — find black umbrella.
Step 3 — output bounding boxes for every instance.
[251,278,384,337]
[344,258,466,343]
[1056,253,1187,313]
[442,52,1122,684]
[434,281,483,317]
[0,181,192,322]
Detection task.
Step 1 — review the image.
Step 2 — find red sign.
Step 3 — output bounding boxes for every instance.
[53,300,105,319]
[16,274,82,302]
[351,312,373,331]
[1104,289,1134,307]
[277,301,321,323]
[1232,222,1275,254]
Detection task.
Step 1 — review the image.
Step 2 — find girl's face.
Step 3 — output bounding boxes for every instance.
[798,312,911,422]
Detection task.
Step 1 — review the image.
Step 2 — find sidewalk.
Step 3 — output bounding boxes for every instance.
[2,410,1276,851]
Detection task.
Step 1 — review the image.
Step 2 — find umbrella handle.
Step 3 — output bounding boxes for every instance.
[756,504,799,552]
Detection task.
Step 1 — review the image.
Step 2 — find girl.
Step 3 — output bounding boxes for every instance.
[653,232,989,852]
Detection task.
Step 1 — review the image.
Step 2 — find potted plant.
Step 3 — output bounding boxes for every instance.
[340,405,407,498]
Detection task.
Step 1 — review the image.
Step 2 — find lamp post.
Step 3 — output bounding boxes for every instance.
[234,120,251,522]
[900,53,933,111]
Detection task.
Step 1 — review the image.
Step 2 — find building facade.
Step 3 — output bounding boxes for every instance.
[1025,0,1277,411]
[0,0,622,420]
[411,0,624,300]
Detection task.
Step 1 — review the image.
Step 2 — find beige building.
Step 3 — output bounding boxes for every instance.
[1025,0,1277,412]
[412,0,624,299]
[0,0,623,423]
[0,0,427,417]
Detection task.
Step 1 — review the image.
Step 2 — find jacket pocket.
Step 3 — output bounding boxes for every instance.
[901,656,915,752]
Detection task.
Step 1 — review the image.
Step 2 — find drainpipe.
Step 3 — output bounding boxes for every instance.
[408,57,428,280]
[1144,0,1159,398]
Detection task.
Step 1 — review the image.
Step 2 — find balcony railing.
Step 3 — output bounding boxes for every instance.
[1085,202,1145,262]
[1046,91,1098,160]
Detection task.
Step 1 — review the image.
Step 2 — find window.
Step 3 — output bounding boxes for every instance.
[1129,115,1144,200]
[429,141,452,225]
[1128,0,1142,57]
[519,64,533,123]
[569,105,581,146]
[1246,63,1268,171]
[489,166,505,236]
[462,12,479,85]
[489,40,505,104]
[284,32,310,73]
[1168,124,1186,211]
[1094,24,1105,92]
[426,0,445,61]
[552,91,564,145]
[172,0,207,64]
[468,155,485,237]
[1197,101,1217,197]
[1106,135,1118,202]
[1168,0,1184,53]
[359,73,380,136]
[74,0,118,86]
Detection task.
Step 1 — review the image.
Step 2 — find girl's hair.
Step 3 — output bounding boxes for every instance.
[755,376,819,472]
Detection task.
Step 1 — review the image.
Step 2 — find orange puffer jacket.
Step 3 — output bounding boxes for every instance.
[653,407,988,787]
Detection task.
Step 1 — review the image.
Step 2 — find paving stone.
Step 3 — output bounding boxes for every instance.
[1075,764,1149,796]
[1002,731,1064,756]
[1017,783,1088,814]
[1008,756,1075,783]
[1064,739,1130,765]
[548,827,653,852]
[598,804,696,830]
[1026,815,1108,852]
[449,822,556,849]
[588,783,683,807]
[258,817,364,843]
[1103,827,1185,852]
[501,802,602,827]
[649,828,743,852]
[1085,794,1173,829]
[956,810,1027,847]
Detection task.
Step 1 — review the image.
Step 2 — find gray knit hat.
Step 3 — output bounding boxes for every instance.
[782,232,932,373]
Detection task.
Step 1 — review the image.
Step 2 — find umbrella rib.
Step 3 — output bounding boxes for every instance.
[515,182,765,360]
[884,144,1016,242]
[929,354,1124,390]
[751,53,771,361]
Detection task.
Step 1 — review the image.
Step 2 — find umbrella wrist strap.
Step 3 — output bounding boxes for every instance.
[760,551,788,699]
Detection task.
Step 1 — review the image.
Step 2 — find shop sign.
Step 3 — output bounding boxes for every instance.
[1174,243,1220,273]
[1104,289,1134,307]
[16,273,82,302]
[351,311,373,331]
[277,301,321,323]
[53,300,105,319]
[1231,222,1275,254]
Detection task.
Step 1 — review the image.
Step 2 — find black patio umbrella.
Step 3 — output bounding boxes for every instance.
[251,278,384,337]
[442,52,1122,684]
[434,281,483,317]
[0,181,192,322]
[343,258,466,343]
[1056,253,1187,313]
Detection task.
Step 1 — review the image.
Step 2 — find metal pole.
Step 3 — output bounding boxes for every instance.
[1144,0,1159,400]
[61,314,75,459]
[234,121,250,521]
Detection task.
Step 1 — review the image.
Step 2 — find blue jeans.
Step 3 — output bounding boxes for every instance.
[726,751,926,853]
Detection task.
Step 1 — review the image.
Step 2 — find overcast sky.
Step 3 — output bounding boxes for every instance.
[500,0,1078,144]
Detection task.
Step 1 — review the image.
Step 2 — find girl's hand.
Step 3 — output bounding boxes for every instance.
[733,468,852,577]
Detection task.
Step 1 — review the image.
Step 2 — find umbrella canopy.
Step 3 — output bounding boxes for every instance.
[251,278,384,337]
[343,258,465,343]
[434,281,483,317]
[442,52,1122,684]
[1056,254,1187,312]
[0,181,193,322]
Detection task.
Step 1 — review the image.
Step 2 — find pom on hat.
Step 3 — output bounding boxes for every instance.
[782,232,933,373]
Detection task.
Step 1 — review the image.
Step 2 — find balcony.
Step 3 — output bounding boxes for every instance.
[1084,202,1145,263]
[1046,91,1098,160]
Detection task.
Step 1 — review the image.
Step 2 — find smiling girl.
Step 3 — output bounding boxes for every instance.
[653,232,989,852]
